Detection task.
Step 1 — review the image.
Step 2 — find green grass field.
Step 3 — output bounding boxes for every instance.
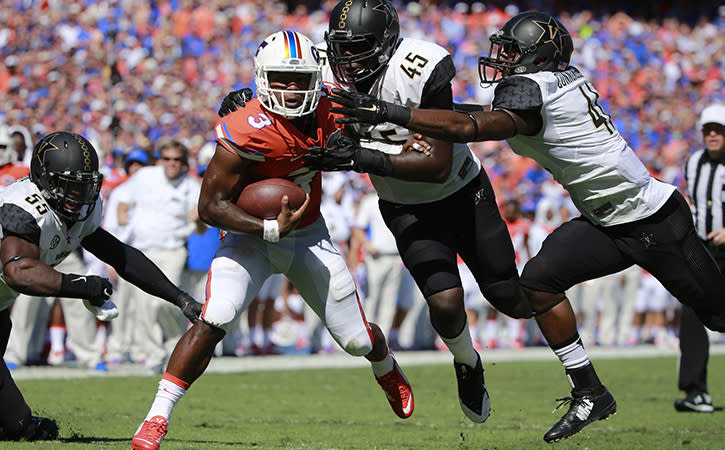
[7,354,725,449]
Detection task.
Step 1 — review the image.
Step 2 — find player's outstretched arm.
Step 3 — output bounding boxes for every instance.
[328,88,535,142]
[1,235,111,303]
[1,234,117,320]
[81,228,202,322]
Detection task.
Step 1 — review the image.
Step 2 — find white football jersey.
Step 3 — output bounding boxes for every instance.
[494,67,675,226]
[0,177,103,311]
[318,38,481,204]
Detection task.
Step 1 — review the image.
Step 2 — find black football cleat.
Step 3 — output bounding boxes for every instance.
[22,416,59,441]
[543,386,616,443]
[674,391,714,413]
[454,355,490,423]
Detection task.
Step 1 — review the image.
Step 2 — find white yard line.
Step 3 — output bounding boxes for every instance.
[12,344,725,381]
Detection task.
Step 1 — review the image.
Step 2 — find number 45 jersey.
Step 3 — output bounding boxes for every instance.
[494,67,675,227]
[0,177,103,311]
[318,38,481,205]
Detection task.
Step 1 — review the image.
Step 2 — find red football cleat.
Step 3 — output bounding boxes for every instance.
[375,360,414,419]
[132,416,168,450]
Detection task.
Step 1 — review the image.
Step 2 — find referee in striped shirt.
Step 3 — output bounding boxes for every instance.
[679,104,725,413]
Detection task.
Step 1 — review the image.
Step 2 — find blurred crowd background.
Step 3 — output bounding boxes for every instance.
[0,0,723,370]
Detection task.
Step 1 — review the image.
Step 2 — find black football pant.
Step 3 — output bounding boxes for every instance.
[0,308,33,440]
[379,169,520,307]
[677,243,725,394]
[522,191,725,330]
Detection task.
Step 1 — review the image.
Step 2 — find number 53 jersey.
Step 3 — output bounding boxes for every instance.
[493,67,675,227]
[0,177,102,311]
[318,38,481,205]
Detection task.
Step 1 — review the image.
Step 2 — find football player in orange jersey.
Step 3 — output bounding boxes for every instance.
[132,31,413,450]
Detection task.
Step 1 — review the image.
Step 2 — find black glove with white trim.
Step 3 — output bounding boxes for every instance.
[304,130,392,176]
[218,88,254,117]
[327,87,411,126]
[175,291,203,323]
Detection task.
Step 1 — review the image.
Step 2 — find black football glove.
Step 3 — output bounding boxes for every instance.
[86,276,113,306]
[175,291,203,323]
[218,88,253,117]
[327,87,411,126]
[304,129,392,176]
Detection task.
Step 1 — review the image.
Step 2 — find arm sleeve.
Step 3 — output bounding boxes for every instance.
[81,227,183,302]
[0,204,41,245]
[492,76,543,112]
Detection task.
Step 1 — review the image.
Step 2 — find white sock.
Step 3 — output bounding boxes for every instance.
[262,329,272,347]
[252,325,263,347]
[49,325,65,352]
[507,319,524,342]
[146,376,188,421]
[553,338,590,370]
[370,346,395,377]
[442,322,479,367]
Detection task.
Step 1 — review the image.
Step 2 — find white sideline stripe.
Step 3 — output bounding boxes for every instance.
[11,344,725,381]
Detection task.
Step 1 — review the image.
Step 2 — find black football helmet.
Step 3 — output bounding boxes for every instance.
[479,11,573,84]
[325,0,400,85]
[30,131,103,222]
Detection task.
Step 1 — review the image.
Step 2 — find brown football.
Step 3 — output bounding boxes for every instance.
[235,178,306,219]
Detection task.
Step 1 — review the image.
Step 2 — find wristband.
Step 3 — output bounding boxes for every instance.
[60,273,98,299]
[386,103,412,126]
[357,149,393,176]
[263,219,280,243]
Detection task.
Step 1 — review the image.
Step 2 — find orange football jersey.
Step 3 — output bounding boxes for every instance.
[215,98,339,228]
[0,164,29,190]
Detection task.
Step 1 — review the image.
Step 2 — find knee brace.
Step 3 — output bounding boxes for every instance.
[483,278,534,319]
[200,297,237,331]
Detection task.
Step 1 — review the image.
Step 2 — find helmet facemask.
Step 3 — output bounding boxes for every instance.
[39,167,103,222]
[254,30,322,118]
[479,33,522,84]
[326,29,395,85]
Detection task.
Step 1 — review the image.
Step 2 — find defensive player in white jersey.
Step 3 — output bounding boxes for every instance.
[312,0,538,424]
[0,132,201,442]
[325,11,725,442]
[218,0,533,425]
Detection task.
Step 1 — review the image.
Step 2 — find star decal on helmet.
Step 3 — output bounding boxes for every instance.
[532,16,569,56]
[372,0,396,27]
[34,137,60,167]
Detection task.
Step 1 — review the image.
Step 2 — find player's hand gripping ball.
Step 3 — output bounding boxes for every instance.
[236,178,306,219]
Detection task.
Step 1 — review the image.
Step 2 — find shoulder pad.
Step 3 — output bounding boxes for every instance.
[492,76,543,112]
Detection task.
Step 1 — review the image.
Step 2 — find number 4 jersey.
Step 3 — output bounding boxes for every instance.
[318,38,482,205]
[0,177,103,311]
[493,66,675,226]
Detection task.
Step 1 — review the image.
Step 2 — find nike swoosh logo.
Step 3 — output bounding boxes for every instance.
[72,276,87,283]
[359,105,378,112]
[290,154,305,162]
[402,399,413,415]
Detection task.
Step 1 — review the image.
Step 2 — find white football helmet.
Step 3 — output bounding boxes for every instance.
[254,30,322,118]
